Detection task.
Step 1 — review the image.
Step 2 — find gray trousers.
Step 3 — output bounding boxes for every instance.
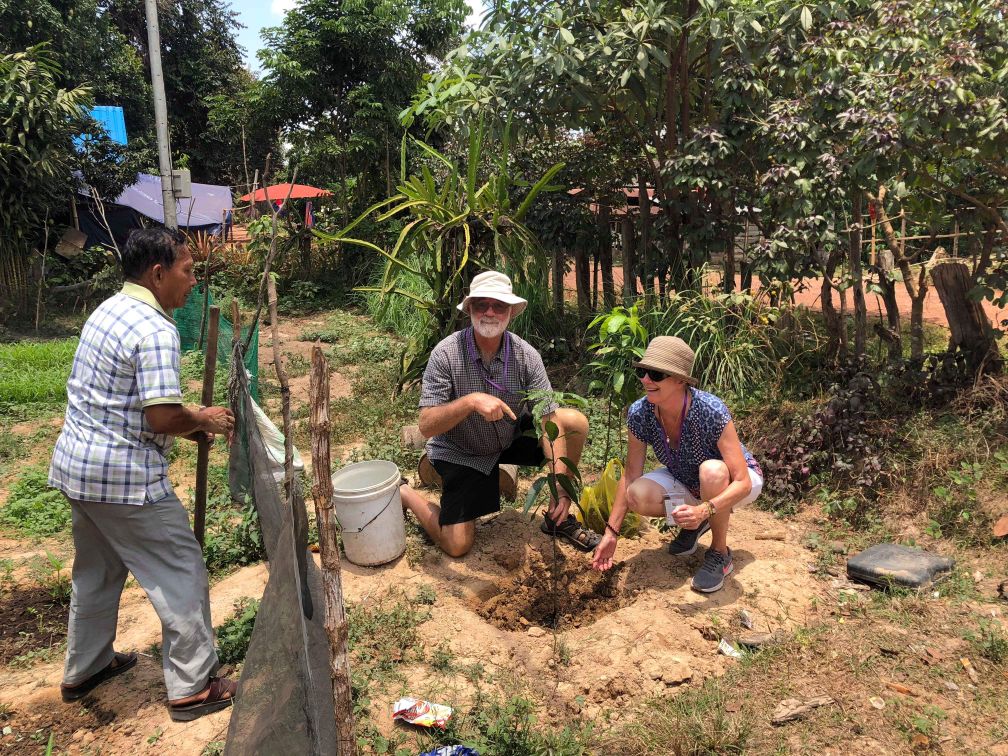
[64,492,218,699]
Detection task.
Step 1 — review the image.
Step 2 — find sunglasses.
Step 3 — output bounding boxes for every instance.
[635,366,670,382]
[470,299,511,314]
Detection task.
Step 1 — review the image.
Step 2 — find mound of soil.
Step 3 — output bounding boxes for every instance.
[0,695,118,755]
[478,546,641,630]
[0,586,68,665]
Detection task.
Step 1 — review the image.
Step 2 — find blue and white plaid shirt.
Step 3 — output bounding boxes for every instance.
[49,283,184,506]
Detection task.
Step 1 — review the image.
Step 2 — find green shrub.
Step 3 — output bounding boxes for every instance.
[0,467,70,538]
[647,288,782,399]
[202,495,265,575]
[215,597,260,665]
[0,338,77,404]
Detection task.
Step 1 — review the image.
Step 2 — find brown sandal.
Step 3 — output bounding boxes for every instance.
[168,676,238,722]
[540,514,602,553]
[61,651,138,702]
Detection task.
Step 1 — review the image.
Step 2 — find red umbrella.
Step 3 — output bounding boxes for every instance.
[238,183,333,203]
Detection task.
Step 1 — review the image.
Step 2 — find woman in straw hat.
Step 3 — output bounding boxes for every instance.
[590,336,763,592]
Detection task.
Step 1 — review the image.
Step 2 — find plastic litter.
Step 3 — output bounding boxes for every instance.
[392,697,453,729]
[718,638,744,659]
[739,608,754,629]
[419,747,479,756]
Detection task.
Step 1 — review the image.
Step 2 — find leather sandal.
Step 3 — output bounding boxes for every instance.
[61,651,138,702]
[168,676,238,722]
[540,514,602,553]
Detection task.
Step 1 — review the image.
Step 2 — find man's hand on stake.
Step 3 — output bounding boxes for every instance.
[469,393,517,423]
[199,406,235,437]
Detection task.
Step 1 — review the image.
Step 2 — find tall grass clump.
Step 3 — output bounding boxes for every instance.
[647,289,782,399]
[362,265,432,346]
[0,338,77,404]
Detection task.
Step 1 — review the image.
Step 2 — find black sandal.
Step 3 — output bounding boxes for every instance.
[540,514,602,553]
[61,651,138,702]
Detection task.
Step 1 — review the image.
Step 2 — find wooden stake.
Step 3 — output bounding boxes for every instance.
[309,344,357,755]
[267,276,295,509]
[193,306,220,547]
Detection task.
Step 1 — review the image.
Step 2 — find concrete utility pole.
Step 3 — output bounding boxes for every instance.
[144,0,177,229]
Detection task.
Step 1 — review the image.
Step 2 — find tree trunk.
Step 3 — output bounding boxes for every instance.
[599,204,614,309]
[638,173,652,304]
[930,249,1002,374]
[574,245,590,317]
[621,214,636,303]
[592,246,599,311]
[849,195,868,359]
[552,247,564,316]
[821,249,842,361]
[309,345,358,755]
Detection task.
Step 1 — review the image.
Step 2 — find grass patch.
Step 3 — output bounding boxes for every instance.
[964,618,1008,664]
[602,673,753,754]
[215,597,260,665]
[0,339,77,404]
[0,467,70,539]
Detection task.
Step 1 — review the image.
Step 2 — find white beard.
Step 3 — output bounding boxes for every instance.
[471,312,510,339]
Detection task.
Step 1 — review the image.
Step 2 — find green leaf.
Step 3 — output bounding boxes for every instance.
[560,27,575,45]
[558,457,582,484]
[524,477,548,514]
[800,6,812,31]
[545,420,559,443]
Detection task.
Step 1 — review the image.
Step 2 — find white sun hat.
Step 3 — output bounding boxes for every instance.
[457,270,528,317]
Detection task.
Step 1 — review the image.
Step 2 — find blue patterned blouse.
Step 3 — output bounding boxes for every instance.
[626,389,762,498]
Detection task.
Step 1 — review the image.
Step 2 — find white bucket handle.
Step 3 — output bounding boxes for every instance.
[336,486,400,535]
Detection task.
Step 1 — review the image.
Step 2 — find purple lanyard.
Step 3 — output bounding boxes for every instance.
[658,389,689,462]
[466,327,511,394]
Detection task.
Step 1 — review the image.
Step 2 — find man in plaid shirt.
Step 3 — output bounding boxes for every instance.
[49,228,237,721]
[400,271,601,558]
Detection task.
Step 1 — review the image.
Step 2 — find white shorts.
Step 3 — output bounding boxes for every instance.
[641,466,764,509]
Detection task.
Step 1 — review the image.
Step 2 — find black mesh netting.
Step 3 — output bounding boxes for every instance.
[223,340,337,754]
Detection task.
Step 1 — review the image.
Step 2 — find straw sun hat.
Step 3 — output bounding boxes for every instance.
[457,270,528,318]
[633,336,698,385]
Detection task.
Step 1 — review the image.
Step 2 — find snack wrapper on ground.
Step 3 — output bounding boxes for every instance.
[392,697,453,729]
[418,747,480,756]
[575,458,640,537]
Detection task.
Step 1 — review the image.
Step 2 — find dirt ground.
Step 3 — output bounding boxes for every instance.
[1,313,1006,755]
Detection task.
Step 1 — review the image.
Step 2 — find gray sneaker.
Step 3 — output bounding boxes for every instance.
[667,519,711,556]
[692,547,733,593]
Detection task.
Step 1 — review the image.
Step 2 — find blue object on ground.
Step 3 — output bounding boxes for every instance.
[418,747,479,756]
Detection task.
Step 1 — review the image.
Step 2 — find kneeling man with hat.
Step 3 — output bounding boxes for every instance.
[400,271,600,557]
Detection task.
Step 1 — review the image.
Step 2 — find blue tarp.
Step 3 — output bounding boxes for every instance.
[116,173,232,229]
[77,173,234,251]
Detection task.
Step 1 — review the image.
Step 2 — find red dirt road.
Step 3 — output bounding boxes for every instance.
[562,267,1008,329]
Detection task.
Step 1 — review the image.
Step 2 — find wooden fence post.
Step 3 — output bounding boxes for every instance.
[309,345,358,755]
[193,305,220,547]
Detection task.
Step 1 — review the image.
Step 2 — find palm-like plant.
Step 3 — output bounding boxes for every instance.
[317,122,564,391]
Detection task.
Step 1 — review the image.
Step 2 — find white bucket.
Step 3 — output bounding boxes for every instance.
[331,460,406,566]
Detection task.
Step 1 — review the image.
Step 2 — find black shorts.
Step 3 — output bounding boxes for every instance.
[432,415,546,526]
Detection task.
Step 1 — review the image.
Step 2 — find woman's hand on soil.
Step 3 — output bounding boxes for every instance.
[591,532,617,571]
